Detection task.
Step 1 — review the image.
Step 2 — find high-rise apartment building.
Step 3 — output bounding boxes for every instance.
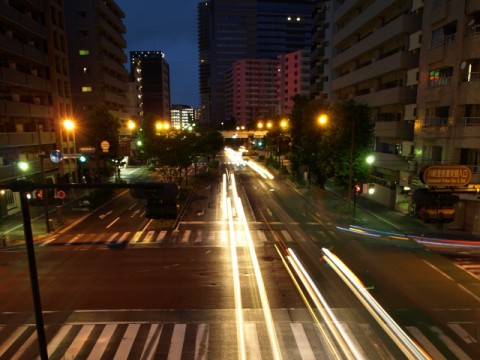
[170,105,195,130]
[198,0,316,128]
[414,0,480,232]
[0,0,72,215]
[130,51,171,123]
[319,0,422,210]
[64,0,130,146]
[225,59,280,127]
[277,50,311,116]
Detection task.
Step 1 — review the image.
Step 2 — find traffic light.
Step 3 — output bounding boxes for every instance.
[78,154,88,163]
[354,183,362,194]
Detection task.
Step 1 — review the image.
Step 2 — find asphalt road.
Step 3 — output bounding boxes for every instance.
[1,156,479,359]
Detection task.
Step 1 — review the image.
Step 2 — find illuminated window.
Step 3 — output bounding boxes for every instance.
[81,86,92,92]
[79,49,90,56]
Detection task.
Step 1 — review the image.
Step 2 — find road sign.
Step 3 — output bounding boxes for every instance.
[100,141,110,153]
[57,190,66,199]
[419,165,472,187]
[50,150,62,163]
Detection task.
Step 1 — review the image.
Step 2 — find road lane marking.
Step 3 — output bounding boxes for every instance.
[141,324,163,360]
[106,217,120,229]
[244,322,262,359]
[168,324,187,360]
[195,324,209,360]
[406,326,446,360]
[113,323,141,360]
[291,323,315,360]
[156,231,167,242]
[0,325,29,357]
[87,324,116,360]
[64,324,94,358]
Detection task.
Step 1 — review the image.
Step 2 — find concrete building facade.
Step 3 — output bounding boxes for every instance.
[64,0,130,147]
[0,0,72,215]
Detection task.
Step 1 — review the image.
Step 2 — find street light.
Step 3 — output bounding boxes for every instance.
[318,114,328,126]
[63,119,77,183]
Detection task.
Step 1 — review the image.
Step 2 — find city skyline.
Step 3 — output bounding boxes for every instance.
[116,0,200,108]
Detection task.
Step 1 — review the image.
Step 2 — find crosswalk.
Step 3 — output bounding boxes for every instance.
[40,228,337,248]
[0,319,473,359]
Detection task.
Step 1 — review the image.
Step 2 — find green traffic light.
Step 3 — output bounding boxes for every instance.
[78,154,88,163]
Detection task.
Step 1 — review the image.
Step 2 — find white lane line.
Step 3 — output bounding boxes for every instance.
[87,324,117,360]
[195,324,209,360]
[113,323,141,360]
[106,217,120,229]
[168,323,187,360]
[291,323,315,360]
[64,324,94,358]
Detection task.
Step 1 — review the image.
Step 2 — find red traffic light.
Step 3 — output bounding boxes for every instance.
[354,183,362,194]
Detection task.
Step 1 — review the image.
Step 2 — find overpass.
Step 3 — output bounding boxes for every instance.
[220,130,268,139]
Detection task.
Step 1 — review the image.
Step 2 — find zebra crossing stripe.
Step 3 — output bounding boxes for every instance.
[447,323,477,344]
[430,326,473,359]
[64,324,94,358]
[244,322,262,359]
[45,324,73,357]
[195,230,202,243]
[113,323,141,360]
[281,230,293,243]
[140,324,163,360]
[131,231,143,243]
[16,329,37,359]
[0,325,28,357]
[291,322,315,360]
[406,326,447,360]
[169,324,187,360]
[143,231,156,243]
[256,230,268,242]
[118,231,131,243]
[156,231,167,242]
[67,234,82,245]
[87,324,117,360]
[181,230,191,243]
[107,232,120,243]
[195,324,209,360]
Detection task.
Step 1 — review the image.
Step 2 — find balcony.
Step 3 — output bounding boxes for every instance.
[0,34,48,64]
[356,86,417,108]
[0,2,45,36]
[375,120,413,140]
[0,158,60,183]
[0,132,56,147]
[453,117,480,140]
[332,51,418,91]
[97,18,127,48]
[0,100,53,118]
[333,13,421,68]
[334,1,394,45]
[0,67,51,92]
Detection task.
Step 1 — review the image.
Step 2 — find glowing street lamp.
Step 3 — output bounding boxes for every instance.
[63,119,77,183]
[18,161,29,172]
[318,114,328,126]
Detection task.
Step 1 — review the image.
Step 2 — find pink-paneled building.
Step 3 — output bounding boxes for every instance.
[277,49,311,116]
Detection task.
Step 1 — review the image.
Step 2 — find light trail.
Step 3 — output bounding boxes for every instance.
[234,195,282,360]
[227,197,246,360]
[287,249,362,360]
[322,248,431,360]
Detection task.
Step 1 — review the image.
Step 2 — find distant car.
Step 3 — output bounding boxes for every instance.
[418,206,455,223]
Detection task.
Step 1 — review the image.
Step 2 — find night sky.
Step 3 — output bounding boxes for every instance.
[115,0,200,108]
